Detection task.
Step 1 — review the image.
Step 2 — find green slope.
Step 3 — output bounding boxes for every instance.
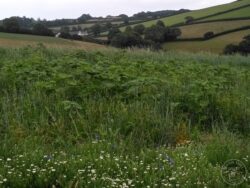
[163,29,250,53]
[200,6,250,21]
[179,19,250,39]
[118,0,250,31]
[0,32,105,49]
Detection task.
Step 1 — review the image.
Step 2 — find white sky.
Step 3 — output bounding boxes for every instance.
[0,0,235,20]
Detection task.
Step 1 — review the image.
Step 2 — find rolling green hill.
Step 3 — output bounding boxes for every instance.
[163,29,250,53]
[0,32,105,50]
[179,19,250,39]
[199,6,250,21]
[117,0,250,31]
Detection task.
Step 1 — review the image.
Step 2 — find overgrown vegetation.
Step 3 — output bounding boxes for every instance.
[0,45,249,187]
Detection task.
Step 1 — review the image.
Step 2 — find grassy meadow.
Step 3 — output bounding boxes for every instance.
[178,20,250,39]
[0,32,105,50]
[164,29,250,53]
[201,6,250,21]
[0,45,249,187]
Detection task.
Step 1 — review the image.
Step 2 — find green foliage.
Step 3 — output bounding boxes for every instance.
[133,24,145,35]
[110,32,145,48]
[0,46,249,187]
[144,25,166,43]
[2,17,20,33]
[90,24,102,36]
[224,34,250,55]
[144,24,181,43]
[107,27,121,41]
[32,23,53,36]
[204,31,214,39]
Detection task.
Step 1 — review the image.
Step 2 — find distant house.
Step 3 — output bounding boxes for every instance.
[55,32,61,38]
[77,30,88,36]
[55,30,88,38]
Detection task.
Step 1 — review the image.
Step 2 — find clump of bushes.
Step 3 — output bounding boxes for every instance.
[185,16,194,24]
[108,20,181,49]
[204,31,214,39]
[224,35,250,55]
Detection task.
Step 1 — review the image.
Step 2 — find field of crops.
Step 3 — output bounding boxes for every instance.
[0,32,105,50]
[117,0,250,31]
[0,46,249,187]
[164,29,250,53]
[179,20,250,39]
[201,6,250,21]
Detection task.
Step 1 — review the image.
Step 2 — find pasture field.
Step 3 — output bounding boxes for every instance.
[0,32,105,50]
[164,29,250,53]
[201,6,250,21]
[179,19,250,39]
[117,0,250,31]
[49,23,96,32]
[49,21,125,32]
[0,46,249,187]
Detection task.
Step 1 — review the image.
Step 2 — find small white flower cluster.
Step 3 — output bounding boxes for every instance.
[0,143,248,187]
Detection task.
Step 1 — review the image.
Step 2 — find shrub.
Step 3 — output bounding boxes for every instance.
[204,31,214,39]
[224,44,239,55]
[144,25,166,43]
[185,16,194,24]
[156,20,165,27]
[164,27,182,41]
[108,27,121,41]
[32,23,54,36]
[110,32,144,48]
[133,24,145,35]
[2,17,20,33]
[238,35,250,55]
[224,34,250,55]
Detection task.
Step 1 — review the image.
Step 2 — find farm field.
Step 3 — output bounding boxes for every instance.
[49,23,96,32]
[0,32,105,50]
[164,29,250,53]
[0,46,249,187]
[201,6,250,21]
[49,21,125,32]
[117,0,250,31]
[179,19,250,39]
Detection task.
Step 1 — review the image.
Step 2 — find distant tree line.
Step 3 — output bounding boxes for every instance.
[224,35,250,55]
[0,17,54,36]
[132,9,190,20]
[107,20,181,49]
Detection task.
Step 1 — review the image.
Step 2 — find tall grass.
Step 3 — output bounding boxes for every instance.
[0,45,249,187]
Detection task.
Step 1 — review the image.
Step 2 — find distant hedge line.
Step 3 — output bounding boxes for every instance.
[173,17,250,27]
[194,4,250,22]
[175,26,250,42]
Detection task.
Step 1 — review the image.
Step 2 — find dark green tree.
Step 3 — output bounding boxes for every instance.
[111,32,144,48]
[164,27,181,41]
[204,31,214,39]
[185,16,194,24]
[108,27,121,41]
[33,23,53,36]
[156,20,165,28]
[3,17,20,33]
[90,24,102,36]
[125,26,133,33]
[133,24,145,35]
[144,25,165,43]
